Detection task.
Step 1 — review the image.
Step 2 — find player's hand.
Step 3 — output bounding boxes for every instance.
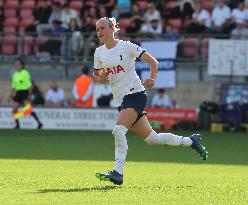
[94,70,109,83]
[142,78,155,89]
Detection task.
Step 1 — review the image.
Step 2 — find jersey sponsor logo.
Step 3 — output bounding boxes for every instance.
[106,65,125,75]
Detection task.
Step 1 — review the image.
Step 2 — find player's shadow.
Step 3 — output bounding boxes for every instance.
[37,185,121,193]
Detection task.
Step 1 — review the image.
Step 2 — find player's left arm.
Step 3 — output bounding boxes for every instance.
[140,52,159,89]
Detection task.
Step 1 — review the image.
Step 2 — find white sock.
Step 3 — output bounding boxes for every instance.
[112,125,128,175]
[145,130,192,146]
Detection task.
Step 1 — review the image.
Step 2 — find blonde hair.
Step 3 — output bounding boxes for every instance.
[98,17,120,32]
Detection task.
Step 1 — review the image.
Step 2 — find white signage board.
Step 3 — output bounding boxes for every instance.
[0,107,118,130]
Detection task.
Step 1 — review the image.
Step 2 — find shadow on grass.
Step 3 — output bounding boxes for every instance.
[0,130,248,165]
[36,185,121,193]
[36,185,193,194]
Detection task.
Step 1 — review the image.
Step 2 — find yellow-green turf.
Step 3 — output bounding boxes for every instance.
[0,130,247,205]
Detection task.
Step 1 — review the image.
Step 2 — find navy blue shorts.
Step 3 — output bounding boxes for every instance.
[118,91,147,126]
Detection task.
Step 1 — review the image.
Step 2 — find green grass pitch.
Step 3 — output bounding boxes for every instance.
[0,129,248,205]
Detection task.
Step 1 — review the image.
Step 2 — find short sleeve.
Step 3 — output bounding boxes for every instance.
[94,49,102,70]
[126,41,146,60]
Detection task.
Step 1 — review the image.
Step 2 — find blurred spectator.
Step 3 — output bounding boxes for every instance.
[81,6,98,20]
[73,66,94,107]
[81,16,96,37]
[81,16,98,61]
[231,21,248,39]
[186,2,211,33]
[164,24,180,41]
[140,19,163,38]
[230,1,247,30]
[30,0,52,35]
[61,18,83,61]
[126,19,140,38]
[95,0,115,16]
[144,3,161,23]
[45,81,66,107]
[79,1,91,19]
[151,88,173,108]
[61,2,81,28]
[171,0,195,20]
[116,0,132,17]
[31,80,45,106]
[129,3,146,30]
[37,1,62,36]
[211,0,231,33]
[39,20,66,56]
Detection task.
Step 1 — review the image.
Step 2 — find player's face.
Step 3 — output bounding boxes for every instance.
[96,20,113,43]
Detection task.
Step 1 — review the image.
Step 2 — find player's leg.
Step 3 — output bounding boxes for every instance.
[12,102,20,129]
[113,108,138,173]
[96,108,138,185]
[130,115,208,160]
[24,100,43,129]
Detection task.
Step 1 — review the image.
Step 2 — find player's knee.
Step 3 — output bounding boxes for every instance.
[112,125,128,147]
[112,125,128,137]
[145,130,159,145]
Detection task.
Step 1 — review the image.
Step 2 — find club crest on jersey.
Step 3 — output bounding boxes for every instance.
[106,65,125,75]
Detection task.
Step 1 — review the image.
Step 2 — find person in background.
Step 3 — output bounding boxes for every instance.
[61,2,81,29]
[140,18,163,38]
[81,16,98,61]
[164,24,180,41]
[186,2,211,33]
[151,88,173,108]
[61,18,83,61]
[231,20,248,39]
[229,1,247,32]
[31,80,45,106]
[9,59,43,129]
[144,2,161,22]
[39,20,66,56]
[129,3,146,31]
[73,66,94,107]
[211,0,231,33]
[95,0,115,16]
[36,1,62,36]
[45,81,66,107]
[126,19,141,39]
[25,0,52,35]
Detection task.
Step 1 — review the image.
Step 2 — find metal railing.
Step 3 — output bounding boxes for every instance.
[0,31,236,63]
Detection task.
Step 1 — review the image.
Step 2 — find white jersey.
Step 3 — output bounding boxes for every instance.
[94,40,146,107]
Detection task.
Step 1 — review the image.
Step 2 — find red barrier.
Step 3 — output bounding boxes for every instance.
[145,108,197,130]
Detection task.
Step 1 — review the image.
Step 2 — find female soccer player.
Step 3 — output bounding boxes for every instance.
[94,17,208,185]
[9,59,43,129]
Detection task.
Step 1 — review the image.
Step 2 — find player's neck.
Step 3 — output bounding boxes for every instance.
[105,38,118,49]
